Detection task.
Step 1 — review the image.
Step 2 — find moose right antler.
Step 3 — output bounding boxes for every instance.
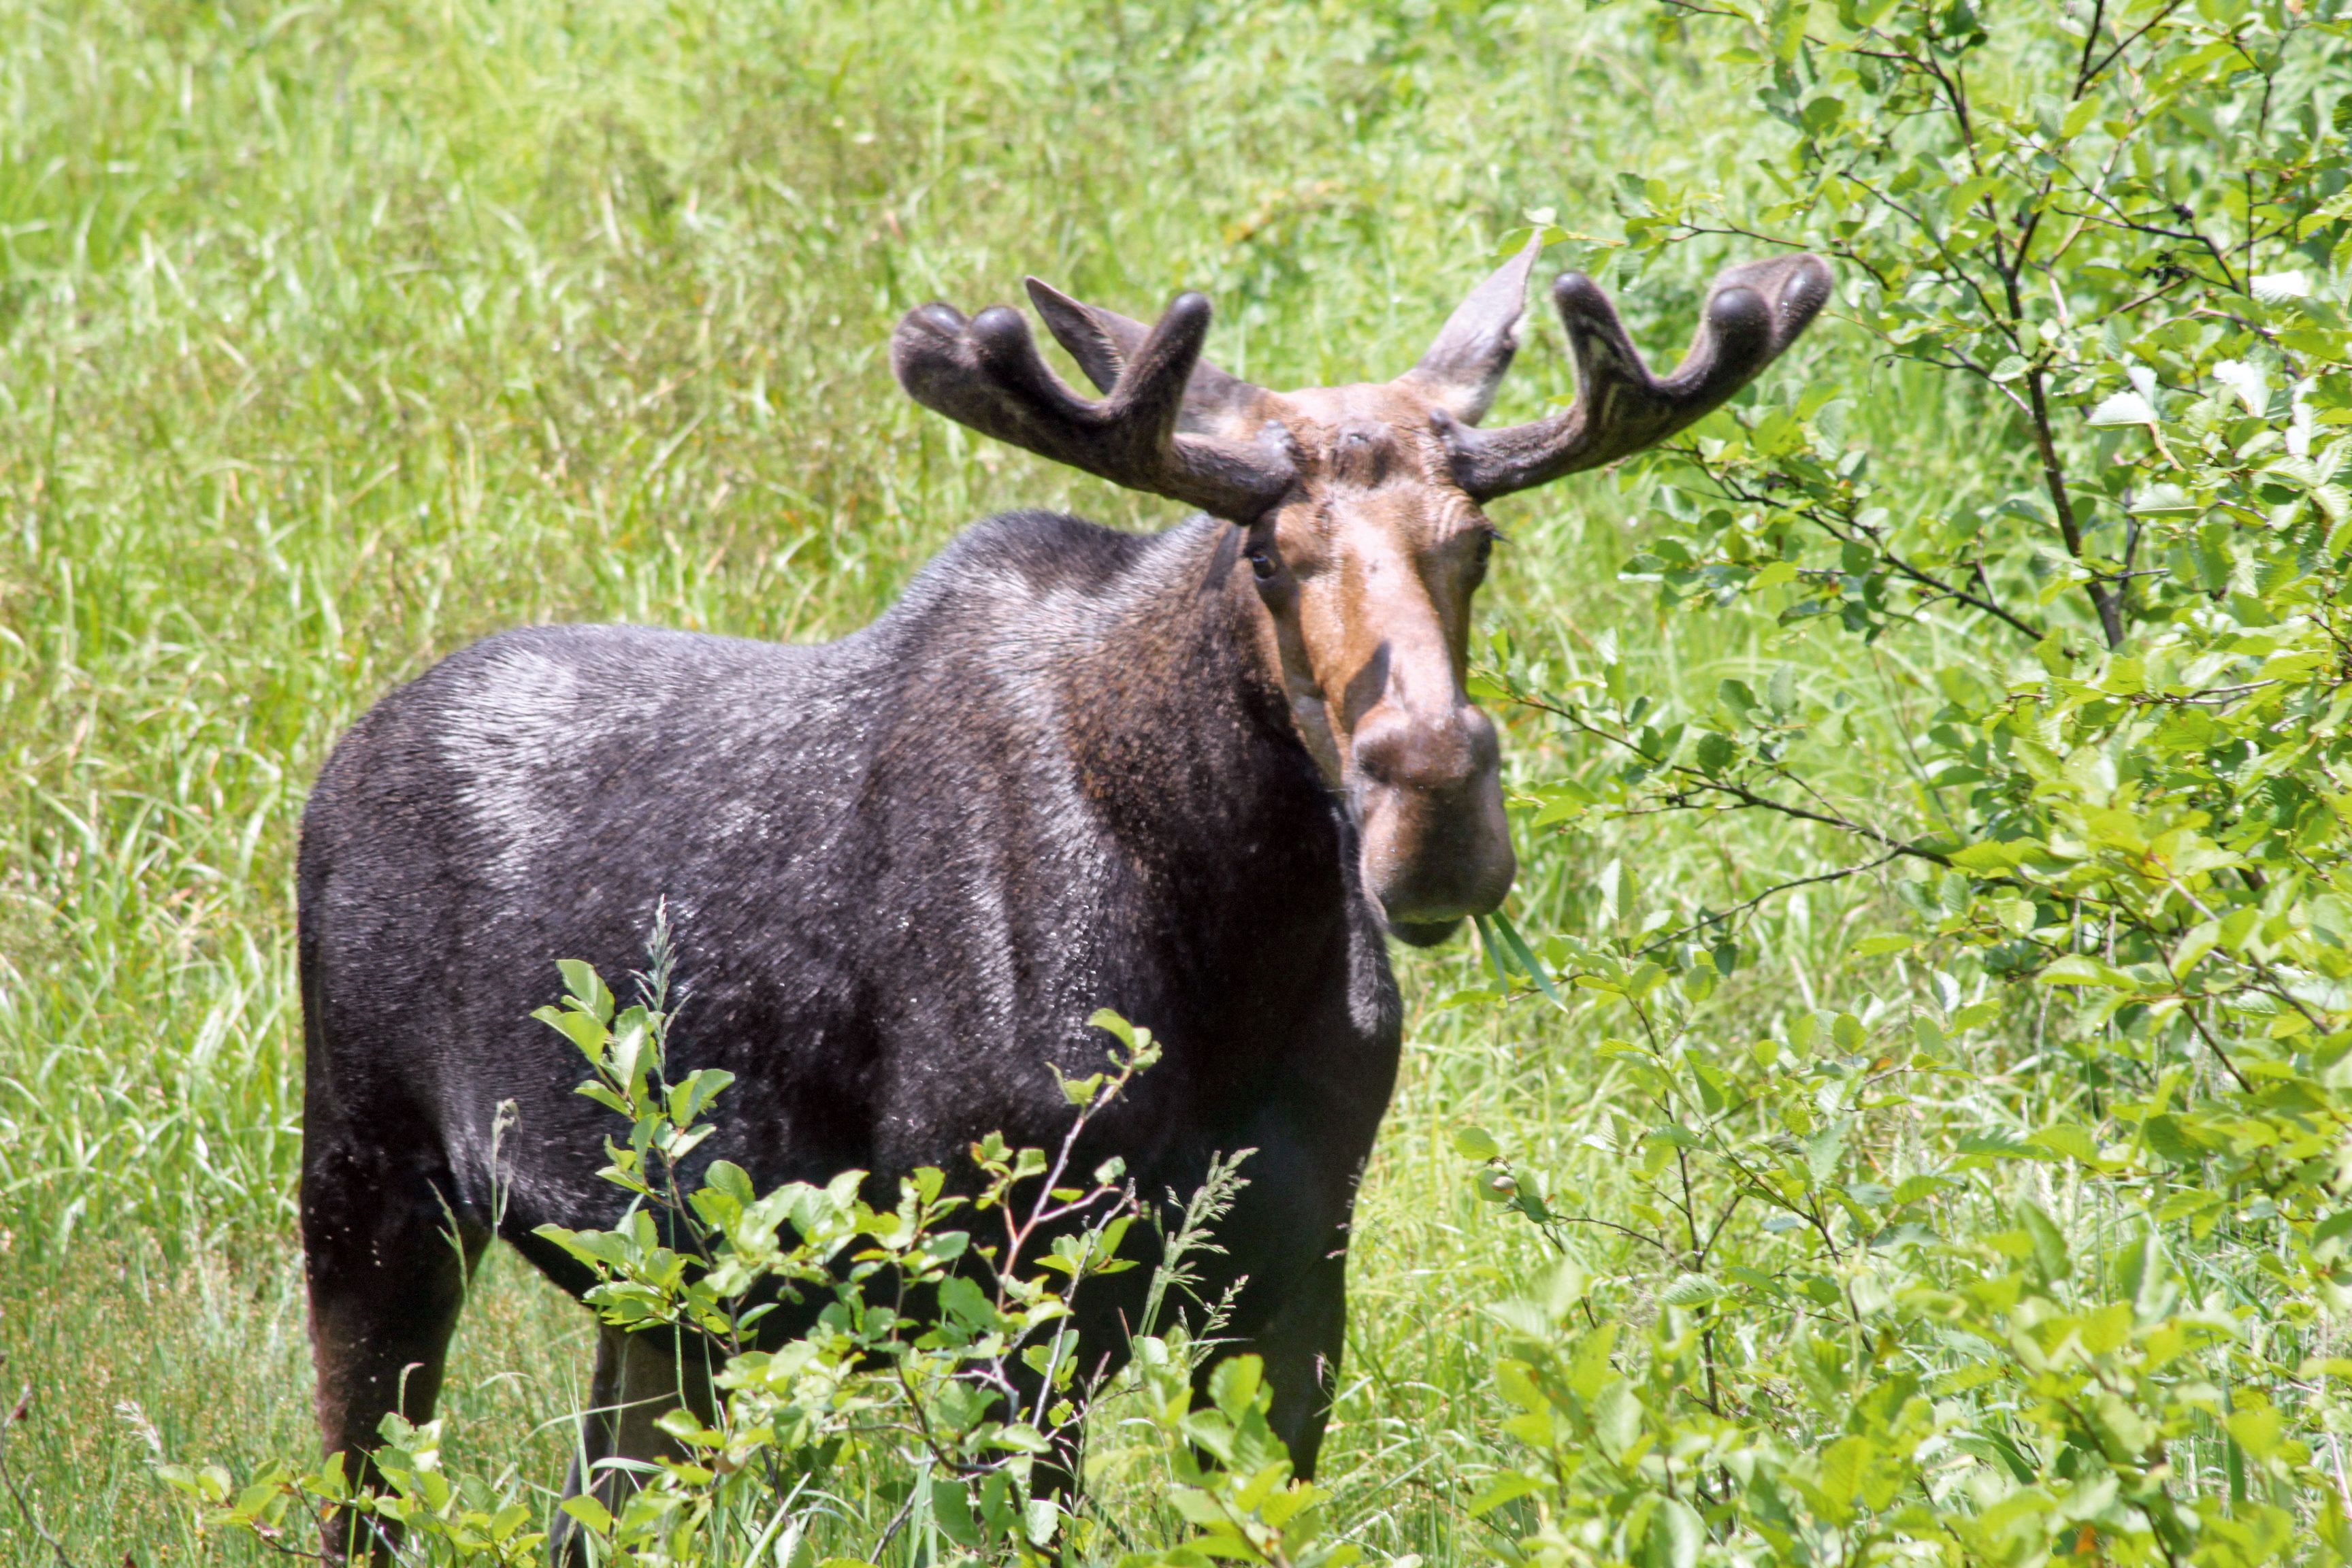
[891,290,1296,522]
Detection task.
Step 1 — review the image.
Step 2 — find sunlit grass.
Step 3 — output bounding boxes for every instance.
[0,1,2042,1561]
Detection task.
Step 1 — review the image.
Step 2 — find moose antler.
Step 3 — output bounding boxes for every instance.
[1439,253,1832,501]
[892,290,1296,521]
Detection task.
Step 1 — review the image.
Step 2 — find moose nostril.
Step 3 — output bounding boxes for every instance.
[1352,706,1492,793]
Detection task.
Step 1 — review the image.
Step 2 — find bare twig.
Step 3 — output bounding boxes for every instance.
[2076,0,2189,97]
[1642,849,1910,953]
[0,1382,80,1568]
[1509,689,1950,864]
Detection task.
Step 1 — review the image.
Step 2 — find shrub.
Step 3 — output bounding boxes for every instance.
[161,936,1356,1568]
[1456,2,2352,1562]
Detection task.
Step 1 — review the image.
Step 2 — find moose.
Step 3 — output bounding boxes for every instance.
[297,235,1827,1547]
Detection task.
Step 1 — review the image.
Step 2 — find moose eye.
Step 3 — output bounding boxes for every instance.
[1246,546,1278,581]
[1465,528,1497,578]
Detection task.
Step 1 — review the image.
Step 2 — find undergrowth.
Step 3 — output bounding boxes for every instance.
[5,1,2351,1565]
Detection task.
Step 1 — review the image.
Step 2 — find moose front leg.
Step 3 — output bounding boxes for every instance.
[1222,1228,1350,1477]
[550,1325,718,1567]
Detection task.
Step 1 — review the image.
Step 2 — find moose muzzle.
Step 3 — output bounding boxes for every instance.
[1349,698,1514,942]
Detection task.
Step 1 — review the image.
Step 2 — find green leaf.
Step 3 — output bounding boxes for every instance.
[2227,1401,2283,1460]
[1209,1355,1265,1421]
[2087,389,2157,425]
[1488,911,1564,1007]
[1648,1497,1702,1568]
[2026,1124,2100,1164]
[1806,1122,1847,1183]
[555,960,614,1023]
[1467,1472,1543,1516]
[560,1494,615,1534]
[1817,1434,1869,1512]
[2038,954,2140,990]
[2019,1200,2069,1283]
[1591,1378,1642,1463]
[1660,1273,1722,1307]
[1452,1126,1500,1162]
[536,1006,609,1060]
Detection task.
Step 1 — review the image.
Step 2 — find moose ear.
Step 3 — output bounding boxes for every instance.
[1396,234,1546,425]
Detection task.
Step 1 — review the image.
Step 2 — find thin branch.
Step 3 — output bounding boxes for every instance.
[1713,468,2048,642]
[1660,422,2046,642]
[0,1384,79,1568]
[2178,1007,2255,1097]
[2070,0,2109,97]
[2023,362,2125,649]
[1642,849,1910,952]
[1536,1209,1678,1256]
[1515,691,1950,864]
[1695,1192,1746,1271]
[2076,0,2189,97]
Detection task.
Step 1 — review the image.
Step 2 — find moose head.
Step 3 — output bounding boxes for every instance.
[893,240,1829,943]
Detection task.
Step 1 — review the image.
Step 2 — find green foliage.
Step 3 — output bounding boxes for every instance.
[10,1,2352,1565]
[1106,1343,1362,1568]
[1458,977,2352,1565]
[155,959,1383,1568]
[1454,1,2352,1561]
[161,1419,546,1567]
[162,959,1186,1567]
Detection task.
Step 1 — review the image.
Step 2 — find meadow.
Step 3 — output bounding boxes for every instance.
[3,2,2347,1564]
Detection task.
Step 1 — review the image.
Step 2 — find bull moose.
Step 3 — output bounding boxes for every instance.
[297,235,1827,1548]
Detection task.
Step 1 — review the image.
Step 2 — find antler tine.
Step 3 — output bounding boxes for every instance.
[1026,277,1267,439]
[891,289,1294,521]
[1445,253,1831,501]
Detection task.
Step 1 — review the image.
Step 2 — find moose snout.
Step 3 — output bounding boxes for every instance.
[1350,701,1494,794]
[1348,701,1516,940]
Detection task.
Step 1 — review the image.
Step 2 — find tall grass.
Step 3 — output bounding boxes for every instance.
[0,1,2002,1559]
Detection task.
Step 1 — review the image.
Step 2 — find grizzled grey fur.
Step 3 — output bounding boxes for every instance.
[299,512,1392,1488]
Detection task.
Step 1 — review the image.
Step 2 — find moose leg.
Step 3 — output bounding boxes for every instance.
[551,1325,717,1567]
[1240,1230,1350,1477]
[301,1135,483,1561]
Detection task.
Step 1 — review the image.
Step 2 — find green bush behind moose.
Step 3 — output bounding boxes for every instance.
[4,1,2352,1564]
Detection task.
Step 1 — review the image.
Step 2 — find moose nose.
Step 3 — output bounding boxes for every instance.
[1349,700,1515,938]
[1350,702,1498,794]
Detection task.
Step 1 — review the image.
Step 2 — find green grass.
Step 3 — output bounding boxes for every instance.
[0,1,2036,1560]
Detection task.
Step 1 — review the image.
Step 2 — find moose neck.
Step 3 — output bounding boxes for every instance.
[1045,513,1390,1117]
[1056,514,1348,900]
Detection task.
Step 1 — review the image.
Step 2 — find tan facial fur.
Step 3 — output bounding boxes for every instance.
[1237,383,1514,938]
